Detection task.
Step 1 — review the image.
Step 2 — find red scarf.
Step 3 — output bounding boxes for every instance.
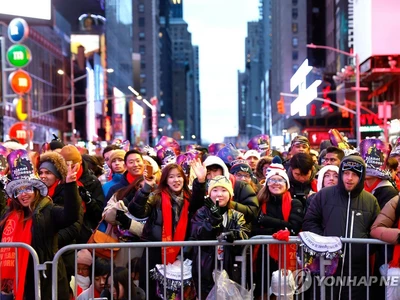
[161,190,190,264]
[390,219,400,268]
[364,178,382,193]
[126,172,139,184]
[47,180,61,198]
[75,165,87,212]
[311,179,318,193]
[253,191,297,271]
[0,211,33,300]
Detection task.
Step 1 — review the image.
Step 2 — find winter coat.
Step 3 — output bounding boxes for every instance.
[303,156,380,267]
[78,160,105,243]
[368,179,399,209]
[251,194,303,236]
[288,166,318,209]
[105,171,130,201]
[191,177,259,225]
[0,182,81,300]
[102,172,124,198]
[190,206,248,295]
[371,196,400,244]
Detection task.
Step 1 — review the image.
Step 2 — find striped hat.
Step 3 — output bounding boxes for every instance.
[265,156,290,189]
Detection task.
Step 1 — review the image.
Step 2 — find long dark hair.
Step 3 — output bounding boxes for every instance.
[0,188,42,228]
[155,164,191,196]
[111,267,132,299]
[115,176,145,201]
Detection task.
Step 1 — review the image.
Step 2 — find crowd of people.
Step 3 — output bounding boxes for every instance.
[0,131,399,299]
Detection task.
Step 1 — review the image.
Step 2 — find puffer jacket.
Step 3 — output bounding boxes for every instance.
[190,206,248,295]
[371,196,400,243]
[303,156,380,266]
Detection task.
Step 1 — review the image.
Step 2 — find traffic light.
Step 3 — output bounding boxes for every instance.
[277,97,285,114]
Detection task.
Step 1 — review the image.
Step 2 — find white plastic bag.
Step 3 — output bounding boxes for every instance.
[205,269,251,300]
[270,269,296,300]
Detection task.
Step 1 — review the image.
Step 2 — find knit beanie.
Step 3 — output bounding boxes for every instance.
[265,156,290,189]
[230,159,253,175]
[109,149,126,163]
[60,145,82,165]
[77,249,92,266]
[208,175,234,198]
[39,161,62,179]
[291,135,310,148]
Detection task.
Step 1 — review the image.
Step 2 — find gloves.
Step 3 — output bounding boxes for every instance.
[116,210,132,230]
[272,229,290,242]
[78,186,93,204]
[224,230,241,243]
[204,197,222,226]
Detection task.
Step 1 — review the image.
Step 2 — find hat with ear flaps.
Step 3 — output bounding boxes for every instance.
[5,149,48,198]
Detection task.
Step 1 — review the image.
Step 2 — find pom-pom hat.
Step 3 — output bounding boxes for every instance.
[265,156,290,189]
[6,149,48,198]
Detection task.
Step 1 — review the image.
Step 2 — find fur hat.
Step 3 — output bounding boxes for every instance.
[208,175,234,198]
[265,156,290,189]
[60,145,82,165]
[109,149,126,163]
[39,152,68,181]
[5,149,48,198]
[77,249,93,266]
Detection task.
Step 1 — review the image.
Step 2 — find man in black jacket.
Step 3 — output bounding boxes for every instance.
[303,155,380,299]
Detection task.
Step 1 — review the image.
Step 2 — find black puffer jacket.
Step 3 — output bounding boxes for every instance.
[190,206,248,295]
[0,182,80,300]
[303,156,380,266]
[251,194,303,236]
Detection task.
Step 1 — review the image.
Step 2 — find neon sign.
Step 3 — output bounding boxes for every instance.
[290,59,322,116]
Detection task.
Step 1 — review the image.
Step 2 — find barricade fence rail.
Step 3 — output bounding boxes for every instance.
[0,237,395,300]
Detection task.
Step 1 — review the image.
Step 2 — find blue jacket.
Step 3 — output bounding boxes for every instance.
[102,173,124,198]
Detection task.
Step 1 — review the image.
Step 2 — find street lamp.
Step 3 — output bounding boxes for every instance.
[307,43,368,145]
[246,124,262,132]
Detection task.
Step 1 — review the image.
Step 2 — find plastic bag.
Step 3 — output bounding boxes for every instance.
[206,269,251,300]
[270,269,296,300]
[380,264,400,300]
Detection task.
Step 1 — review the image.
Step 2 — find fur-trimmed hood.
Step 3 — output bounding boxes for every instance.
[39,151,68,181]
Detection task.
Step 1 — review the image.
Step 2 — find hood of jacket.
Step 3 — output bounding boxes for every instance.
[39,151,68,181]
[317,165,339,191]
[338,155,366,198]
[203,155,230,178]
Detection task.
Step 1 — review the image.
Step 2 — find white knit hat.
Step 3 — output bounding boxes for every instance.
[265,156,290,189]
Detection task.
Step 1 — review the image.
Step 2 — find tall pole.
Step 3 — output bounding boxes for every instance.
[70,56,76,145]
[355,53,361,145]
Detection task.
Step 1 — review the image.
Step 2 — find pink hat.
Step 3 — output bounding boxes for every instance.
[77,249,93,266]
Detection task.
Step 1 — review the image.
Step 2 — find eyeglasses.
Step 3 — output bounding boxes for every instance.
[235,173,251,179]
[341,161,363,173]
[13,186,34,198]
[267,178,286,186]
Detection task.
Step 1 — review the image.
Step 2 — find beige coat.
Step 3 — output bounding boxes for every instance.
[370,195,400,244]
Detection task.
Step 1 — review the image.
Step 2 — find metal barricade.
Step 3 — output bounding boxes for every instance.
[47,236,395,300]
[0,242,42,300]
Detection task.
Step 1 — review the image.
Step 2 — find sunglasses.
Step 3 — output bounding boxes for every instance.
[267,178,286,186]
[13,186,34,198]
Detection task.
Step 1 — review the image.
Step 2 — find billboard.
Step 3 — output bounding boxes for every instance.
[0,0,52,23]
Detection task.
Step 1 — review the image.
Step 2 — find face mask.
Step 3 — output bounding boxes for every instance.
[76,274,91,290]
[133,279,139,287]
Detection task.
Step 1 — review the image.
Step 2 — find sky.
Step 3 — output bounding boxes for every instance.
[183,0,260,144]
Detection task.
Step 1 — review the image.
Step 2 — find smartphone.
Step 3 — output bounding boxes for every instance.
[146,164,153,176]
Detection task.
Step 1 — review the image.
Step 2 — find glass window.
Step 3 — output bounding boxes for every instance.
[293,64,299,74]
[292,0,298,5]
[138,4,145,13]
[292,23,298,33]
[292,51,298,60]
[139,45,145,55]
[292,37,298,48]
[140,61,146,69]
[139,32,145,40]
[292,8,298,19]
[139,17,145,27]
[140,88,146,95]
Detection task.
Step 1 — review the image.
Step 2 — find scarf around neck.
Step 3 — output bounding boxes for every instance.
[0,211,33,300]
[161,189,190,264]
[47,179,61,198]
